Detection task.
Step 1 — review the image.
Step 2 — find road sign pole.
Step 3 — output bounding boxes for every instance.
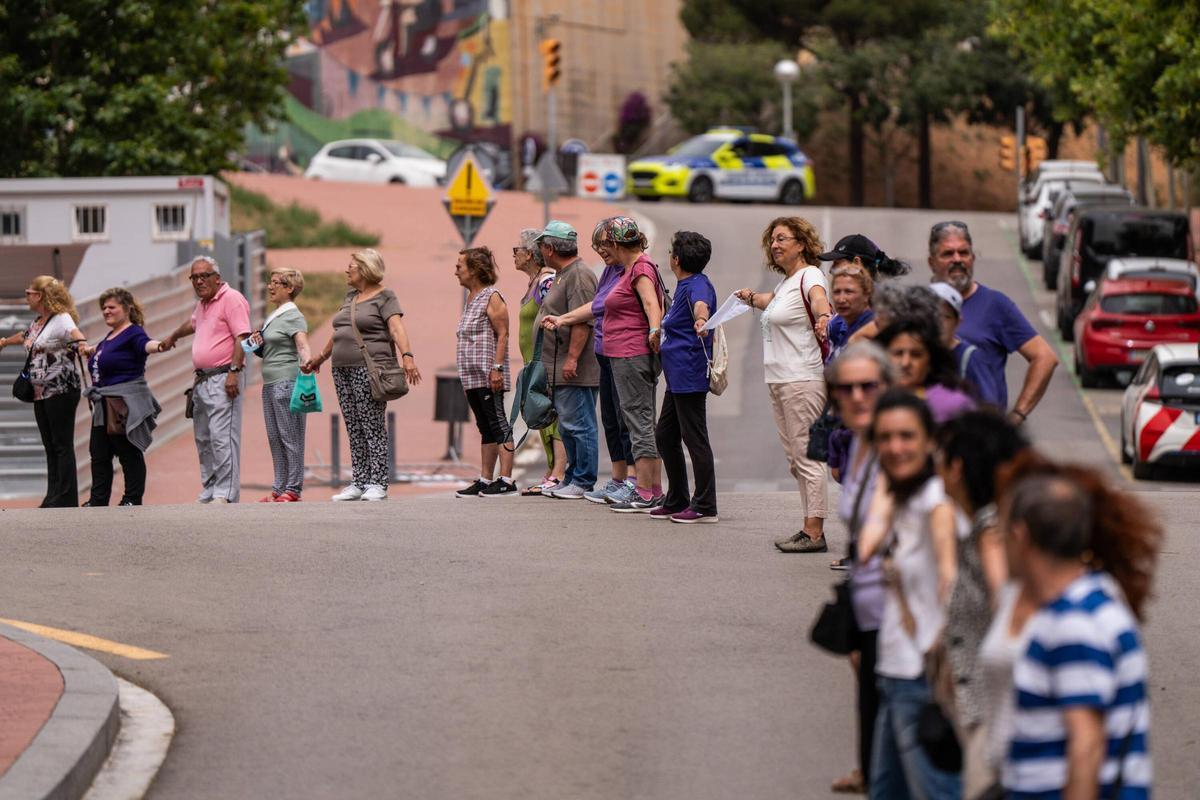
[544,87,557,225]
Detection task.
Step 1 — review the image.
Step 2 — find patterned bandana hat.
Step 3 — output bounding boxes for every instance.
[592,217,615,246]
[607,215,642,245]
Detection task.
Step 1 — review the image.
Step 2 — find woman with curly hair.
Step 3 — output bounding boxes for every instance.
[82,288,165,506]
[0,276,87,506]
[734,217,832,553]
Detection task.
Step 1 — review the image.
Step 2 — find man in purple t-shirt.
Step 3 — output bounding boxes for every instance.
[927,222,1058,422]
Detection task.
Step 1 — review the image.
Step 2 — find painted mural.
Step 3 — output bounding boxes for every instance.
[294,0,512,151]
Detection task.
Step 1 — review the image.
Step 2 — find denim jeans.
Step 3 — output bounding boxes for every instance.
[870,676,962,800]
[554,386,598,490]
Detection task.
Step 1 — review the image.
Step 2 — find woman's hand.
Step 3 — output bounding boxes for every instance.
[248,331,264,349]
[693,317,709,337]
[815,313,831,342]
[540,315,561,330]
[489,368,503,392]
[648,328,661,353]
[302,354,323,374]
[403,354,421,385]
[734,288,755,306]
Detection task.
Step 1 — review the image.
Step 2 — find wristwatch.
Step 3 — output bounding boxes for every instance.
[492,363,504,371]
[229,365,243,373]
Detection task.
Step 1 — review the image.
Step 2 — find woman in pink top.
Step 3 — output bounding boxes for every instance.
[542,215,666,512]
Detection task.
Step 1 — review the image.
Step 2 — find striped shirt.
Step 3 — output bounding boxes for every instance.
[456,287,510,391]
[1004,571,1151,799]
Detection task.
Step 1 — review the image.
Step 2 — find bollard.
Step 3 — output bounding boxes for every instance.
[330,414,340,487]
[387,411,397,482]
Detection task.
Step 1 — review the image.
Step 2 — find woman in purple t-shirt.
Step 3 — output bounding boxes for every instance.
[82,288,165,506]
[876,318,975,424]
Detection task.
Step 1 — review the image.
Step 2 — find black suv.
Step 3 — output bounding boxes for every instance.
[1055,207,1192,340]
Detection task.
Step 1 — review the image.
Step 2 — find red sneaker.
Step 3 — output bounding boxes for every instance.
[274,491,301,502]
[259,492,280,503]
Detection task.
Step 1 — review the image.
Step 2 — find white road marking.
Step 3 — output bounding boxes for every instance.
[82,678,174,800]
[1039,309,1055,329]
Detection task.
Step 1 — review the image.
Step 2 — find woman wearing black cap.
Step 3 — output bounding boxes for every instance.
[817,234,911,282]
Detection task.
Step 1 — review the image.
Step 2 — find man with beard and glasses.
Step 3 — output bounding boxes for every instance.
[927,222,1057,422]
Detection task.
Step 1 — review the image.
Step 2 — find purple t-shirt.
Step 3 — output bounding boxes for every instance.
[88,324,150,387]
[924,383,975,423]
[957,283,1037,409]
[660,273,717,394]
[591,263,624,355]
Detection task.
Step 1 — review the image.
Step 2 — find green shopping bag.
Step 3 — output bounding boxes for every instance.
[289,371,323,414]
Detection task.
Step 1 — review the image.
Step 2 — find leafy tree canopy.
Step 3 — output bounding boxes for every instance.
[0,0,306,177]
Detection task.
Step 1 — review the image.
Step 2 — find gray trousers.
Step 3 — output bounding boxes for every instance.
[262,379,306,495]
[193,371,244,502]
[609,353,661,461]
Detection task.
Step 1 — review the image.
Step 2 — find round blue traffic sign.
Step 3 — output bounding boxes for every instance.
[603,171,622,194]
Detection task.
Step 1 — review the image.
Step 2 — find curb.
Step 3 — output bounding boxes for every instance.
[0,623,120,800]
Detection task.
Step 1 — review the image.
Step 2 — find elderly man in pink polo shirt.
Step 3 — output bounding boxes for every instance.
[161,256,252,503]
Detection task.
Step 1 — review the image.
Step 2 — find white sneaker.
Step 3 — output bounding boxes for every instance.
[361,485,388,501]
[550,484,587,500]
[332,485,365,502]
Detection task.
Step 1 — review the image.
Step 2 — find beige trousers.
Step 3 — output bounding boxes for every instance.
[767,380,828,519]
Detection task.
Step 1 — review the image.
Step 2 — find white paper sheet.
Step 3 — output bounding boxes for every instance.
[703,293,753,330]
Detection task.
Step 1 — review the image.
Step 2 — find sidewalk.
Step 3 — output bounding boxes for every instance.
[0,623,120,800]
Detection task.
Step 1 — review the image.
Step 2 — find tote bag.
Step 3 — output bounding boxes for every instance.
[289,371,323,414]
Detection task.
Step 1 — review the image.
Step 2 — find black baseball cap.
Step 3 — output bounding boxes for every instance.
[818,234,880,262]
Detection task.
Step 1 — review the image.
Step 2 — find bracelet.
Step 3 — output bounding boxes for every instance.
[402,351,414,358]
[817,312,832,319]
[648,327,660,335]
[1012,409,1028,421]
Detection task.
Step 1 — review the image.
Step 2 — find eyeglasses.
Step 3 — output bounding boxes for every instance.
[831,380,882,397]
[513,247,527,255]
[770,235,798,245]
[268,279,289,288]
[591,242,612,253]
[189,272,217,282]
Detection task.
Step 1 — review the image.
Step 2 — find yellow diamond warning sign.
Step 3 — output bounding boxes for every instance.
[444,153,492,217]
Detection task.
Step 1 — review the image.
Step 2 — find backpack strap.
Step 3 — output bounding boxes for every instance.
[958,344,977,378]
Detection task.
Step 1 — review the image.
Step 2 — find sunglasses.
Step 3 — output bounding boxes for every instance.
[189,272,217,282]
[831,380,882,397]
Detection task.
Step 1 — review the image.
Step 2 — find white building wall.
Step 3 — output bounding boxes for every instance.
[0,176,230,299]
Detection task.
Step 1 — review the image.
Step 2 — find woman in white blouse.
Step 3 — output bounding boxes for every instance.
[0,276,87,506]
[735,216,832,553]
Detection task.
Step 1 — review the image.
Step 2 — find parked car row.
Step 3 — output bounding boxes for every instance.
[1121,343,1200,479]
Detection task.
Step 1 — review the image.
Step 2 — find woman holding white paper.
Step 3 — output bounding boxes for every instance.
[734,216,832,554]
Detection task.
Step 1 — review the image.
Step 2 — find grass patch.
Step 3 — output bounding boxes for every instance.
[231,184,380,248]
[264,270,349,333]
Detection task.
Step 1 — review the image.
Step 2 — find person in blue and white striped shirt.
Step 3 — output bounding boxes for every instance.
[1000,464,1161,800]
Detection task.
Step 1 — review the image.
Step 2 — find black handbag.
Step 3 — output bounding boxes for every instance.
[12,351,35,402]
[916,700,963,773]
[810,579,860,654]
[809,452,876,655]
[806,402,837,462]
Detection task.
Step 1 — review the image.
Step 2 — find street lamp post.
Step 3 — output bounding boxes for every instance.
[774,59,800,141]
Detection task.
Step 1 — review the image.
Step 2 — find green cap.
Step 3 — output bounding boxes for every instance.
[535,220,577,241]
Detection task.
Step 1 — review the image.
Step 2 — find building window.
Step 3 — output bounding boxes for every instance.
[153,203,189,240]
[0,206,24,243]
[72,204,108,241]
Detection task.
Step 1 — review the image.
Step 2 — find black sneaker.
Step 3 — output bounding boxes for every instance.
[480,478,518,498]
[455,479,489,498]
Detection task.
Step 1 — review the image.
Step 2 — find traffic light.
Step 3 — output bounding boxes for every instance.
[1026,135,1048,172]
[540,38,561,91]
[999,135,1016,171]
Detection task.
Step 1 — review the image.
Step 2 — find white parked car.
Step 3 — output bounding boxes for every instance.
[1105,257,1199,290]
[304,139,447,187]
[1019,172,1106,257]
[1121,343,1200,479]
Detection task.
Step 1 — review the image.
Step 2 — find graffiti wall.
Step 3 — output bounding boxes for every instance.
[297,0,512,150]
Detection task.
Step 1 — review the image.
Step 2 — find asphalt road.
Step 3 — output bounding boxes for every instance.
[2,203,1196,799]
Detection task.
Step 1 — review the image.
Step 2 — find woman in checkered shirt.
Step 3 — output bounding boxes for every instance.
[453,247,516,498]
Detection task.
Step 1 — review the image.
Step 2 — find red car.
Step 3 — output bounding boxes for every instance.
[1073,277,1200,387]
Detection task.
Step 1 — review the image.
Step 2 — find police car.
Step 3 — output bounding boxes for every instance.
[627,129,816,204]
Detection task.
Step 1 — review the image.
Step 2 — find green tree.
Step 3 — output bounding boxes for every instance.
[664,40,819,138]
[0,0,306,177]
[991,0,1200,167]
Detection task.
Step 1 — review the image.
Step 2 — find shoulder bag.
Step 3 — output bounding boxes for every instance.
[504,328,558,451]
[685,291,729,396]
[11,322,44,403]
[351,295,408,402]
[798,268,832,362]
[809,453,876,655]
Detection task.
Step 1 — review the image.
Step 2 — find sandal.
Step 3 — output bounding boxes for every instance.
[830,557,849,571]
[831,769,865,794]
